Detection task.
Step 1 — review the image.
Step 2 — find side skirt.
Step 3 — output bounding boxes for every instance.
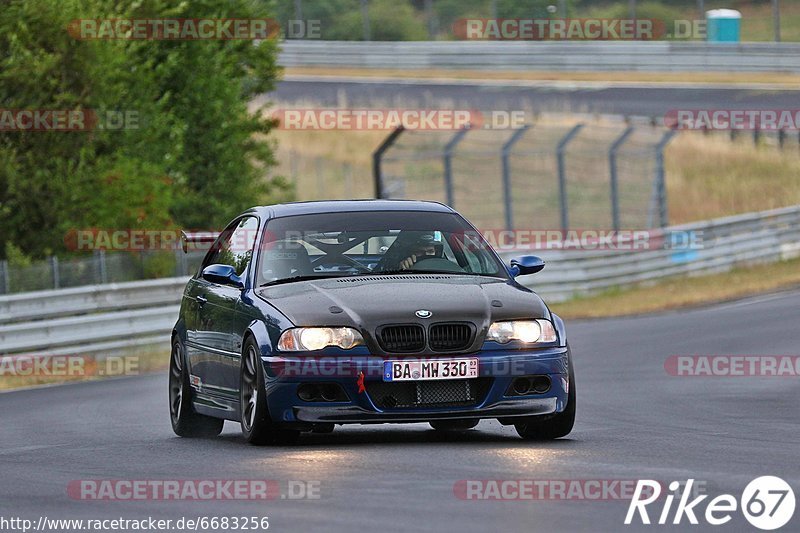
[193,391,241,422]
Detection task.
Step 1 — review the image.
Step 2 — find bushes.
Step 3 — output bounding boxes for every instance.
[275,0,706,41]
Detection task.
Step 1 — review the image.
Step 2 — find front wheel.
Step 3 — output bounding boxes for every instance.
[514,365,576,440]
[169,337,224,438]
[240,339,299,446]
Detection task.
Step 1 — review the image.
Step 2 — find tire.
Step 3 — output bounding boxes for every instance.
[169,337,224,438]
[514,364,576,441]
[430,419,479,431]
[240,338,300,446]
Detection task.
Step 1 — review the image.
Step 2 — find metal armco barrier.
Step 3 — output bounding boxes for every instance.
[506,205,800,302]
[1,205,799,357]
[0,278,188,357]
[279,41,800,73]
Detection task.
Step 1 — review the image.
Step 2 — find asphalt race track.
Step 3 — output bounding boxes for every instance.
[2,290,798,532]
[271,76,800,117]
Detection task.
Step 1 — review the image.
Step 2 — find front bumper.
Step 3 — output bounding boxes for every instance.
[263,347,570,425]
[293,397,557,423]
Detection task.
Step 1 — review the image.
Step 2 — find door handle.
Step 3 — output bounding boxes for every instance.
[196,295,207,306]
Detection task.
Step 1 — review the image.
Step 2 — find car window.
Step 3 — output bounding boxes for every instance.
[455,232,493,274]
[257,211,506,286]
[202,216,259,276]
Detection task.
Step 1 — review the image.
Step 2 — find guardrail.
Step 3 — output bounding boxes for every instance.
[0,278,188,357]
[279,41,800,73]
[1,205,799,357]
[0,277,189,324]
[507,205,800,302]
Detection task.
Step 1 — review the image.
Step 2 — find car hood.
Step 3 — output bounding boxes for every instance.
[256,274,548,353]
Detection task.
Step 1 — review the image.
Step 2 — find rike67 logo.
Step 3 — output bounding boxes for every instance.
[626,477,795,530]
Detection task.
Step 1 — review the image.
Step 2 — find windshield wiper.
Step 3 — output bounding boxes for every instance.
[368,269,502,277]
[368,269,460,276]
[258,274,347,287]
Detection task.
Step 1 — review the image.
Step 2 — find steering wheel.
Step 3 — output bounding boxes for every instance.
[408,256,465,273]
[310,253,371,273]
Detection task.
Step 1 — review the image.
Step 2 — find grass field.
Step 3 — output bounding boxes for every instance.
[551,255,800,319]
[284,67,800,86]
[666,132,800,224]
[581,0,800,43]
[737,1,800,42]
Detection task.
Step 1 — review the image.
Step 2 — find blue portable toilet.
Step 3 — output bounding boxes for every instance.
[706,9,741,42]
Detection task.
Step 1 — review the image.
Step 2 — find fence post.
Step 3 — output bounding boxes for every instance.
[372,126,405,199]
[360,0,371,41]
[95,250,108,284]
[501,125,531,231]
[344,162,354,198]
[175,248,187,277]
[424,0,436,39]
[652,130,679,228]
[315,157,325,199]
[289,149,298,183]
[443,125,470,208]
[51,256,60,289]
[556,124,584,231]
[609,126,635,232]
[0,260,8,294]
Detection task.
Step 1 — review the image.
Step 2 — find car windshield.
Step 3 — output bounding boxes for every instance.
[256,210,507,286]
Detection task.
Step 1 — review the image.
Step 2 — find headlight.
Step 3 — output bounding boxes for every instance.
[486,320,557,344]
[277,327,364,351]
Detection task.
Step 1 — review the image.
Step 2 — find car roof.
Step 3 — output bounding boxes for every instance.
[245,199,456,218]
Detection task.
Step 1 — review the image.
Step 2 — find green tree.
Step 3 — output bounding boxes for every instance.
[0,0,290,260]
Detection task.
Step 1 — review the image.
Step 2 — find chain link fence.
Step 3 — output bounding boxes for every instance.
[4,119,677,295]
[376,119,678,232]
[0,250,206,295]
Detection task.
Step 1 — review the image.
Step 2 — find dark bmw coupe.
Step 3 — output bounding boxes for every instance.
[170,200,575,444]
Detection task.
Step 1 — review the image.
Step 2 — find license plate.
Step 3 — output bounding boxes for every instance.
[383,358,478,382]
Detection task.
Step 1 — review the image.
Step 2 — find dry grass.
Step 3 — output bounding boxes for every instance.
[271,129,384,200]
[666,133,800,224]
[551,256,800,320]
[270,114,800,226]
[284,66,800,86]
[738,2,800,42]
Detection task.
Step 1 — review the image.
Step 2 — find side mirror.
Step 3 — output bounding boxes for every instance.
[508,255,545,277]
[202,264,244,288]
